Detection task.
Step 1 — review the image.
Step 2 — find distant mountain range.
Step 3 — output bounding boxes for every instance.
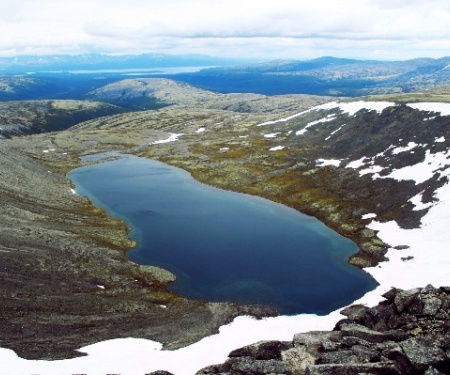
[0,53,250,74]
[168,56,450,96]
[2,54,450,98]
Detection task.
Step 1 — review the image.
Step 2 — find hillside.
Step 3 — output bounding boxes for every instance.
[69,88,450,268]
[87,77,333,112]
[0,99,126,138]
[0,134,271,361]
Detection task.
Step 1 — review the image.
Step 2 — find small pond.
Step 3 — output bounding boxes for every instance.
[68,154,377,315]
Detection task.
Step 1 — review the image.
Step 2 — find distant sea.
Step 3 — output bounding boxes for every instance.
[31,66,214,76]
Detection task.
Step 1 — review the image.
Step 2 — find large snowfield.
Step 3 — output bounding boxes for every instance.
[2,102,450,375]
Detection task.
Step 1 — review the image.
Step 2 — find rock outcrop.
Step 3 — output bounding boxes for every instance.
[197,285,450,375]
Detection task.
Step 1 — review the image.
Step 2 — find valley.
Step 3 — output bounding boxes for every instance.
[1,58,450,373]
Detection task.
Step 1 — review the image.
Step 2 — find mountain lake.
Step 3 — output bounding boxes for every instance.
[68,154,377,315]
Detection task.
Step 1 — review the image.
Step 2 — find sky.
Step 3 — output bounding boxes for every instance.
[1,0,450,61]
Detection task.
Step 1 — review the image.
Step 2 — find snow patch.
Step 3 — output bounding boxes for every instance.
[317,159,341,167]
[391,142,419,155]
[257,101,395,128]
[366,177,450,292]
[346,155,386,179]
[407,102,450,116]
[346,157,367,169]
[263,132,280,138]
[358,165,384,178]
[296,114,336,136]
[325,124,346,140]
[410,192,435,211]
[436,136,445,143]
[337,101,395,116]
[257,108,317,127]
[269,146,285,151]
[362,213,377,220]
[346,145,450,184]
[196,128,205,133]
[151,133,184,144]
[386,149,450,184]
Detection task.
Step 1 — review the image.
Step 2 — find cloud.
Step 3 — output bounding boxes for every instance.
[1,0,450,59]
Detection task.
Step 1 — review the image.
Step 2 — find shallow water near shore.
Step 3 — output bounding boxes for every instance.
[68,154,377,315]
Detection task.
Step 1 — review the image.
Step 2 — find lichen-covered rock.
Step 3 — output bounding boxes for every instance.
[293,331,341,350]
[281,346,318,374]
[400,338,446,372]
[228,340,291,360]
[196,286,450,375]
[394,288,422,313]
[339,323,409,343]
[424,366,446,375]
[305,362,400,375]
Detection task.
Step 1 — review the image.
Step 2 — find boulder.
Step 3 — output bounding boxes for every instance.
[400,338,446,372]
[196,286,450,375]
[228,340,291,360]
[306,362,400,375]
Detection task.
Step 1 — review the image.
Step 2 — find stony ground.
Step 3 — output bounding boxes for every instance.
[0,136,274,360]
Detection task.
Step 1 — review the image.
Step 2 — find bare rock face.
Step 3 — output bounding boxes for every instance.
[196,285,450,375]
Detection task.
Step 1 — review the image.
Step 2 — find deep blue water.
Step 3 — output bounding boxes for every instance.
[68,155,377,315]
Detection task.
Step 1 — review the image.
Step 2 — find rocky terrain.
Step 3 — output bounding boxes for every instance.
[196,285,450,375]
[2,76,450,368]
[87,77,333,112]
[0,136,274,360]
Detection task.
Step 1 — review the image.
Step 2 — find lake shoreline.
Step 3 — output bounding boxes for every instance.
[0,137,277,361]
[68,154,377,315]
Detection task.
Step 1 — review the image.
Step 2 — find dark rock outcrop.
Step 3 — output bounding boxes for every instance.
[197,285,450,375]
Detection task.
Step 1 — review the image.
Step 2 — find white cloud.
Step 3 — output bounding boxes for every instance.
[1,0,450,59]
